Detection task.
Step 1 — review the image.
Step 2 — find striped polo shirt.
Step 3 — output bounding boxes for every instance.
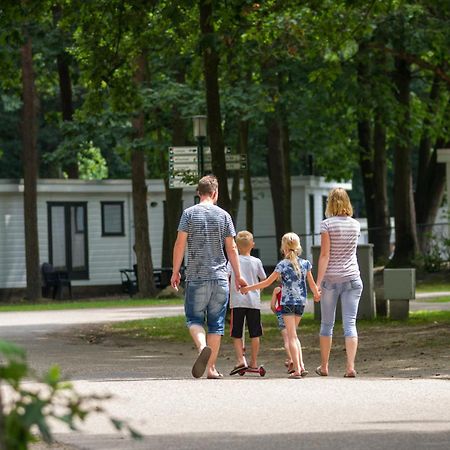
[178,202,236,281]
[320,216,360,283]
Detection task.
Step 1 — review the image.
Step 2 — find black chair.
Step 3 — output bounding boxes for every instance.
[120,268,138,297]
[41,263,72,299]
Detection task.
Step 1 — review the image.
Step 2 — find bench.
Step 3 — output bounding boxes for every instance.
[119,268,138,297]
[119,266,182,297]
[41,262,72,299]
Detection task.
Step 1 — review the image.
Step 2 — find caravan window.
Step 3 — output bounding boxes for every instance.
[101,202,125,236]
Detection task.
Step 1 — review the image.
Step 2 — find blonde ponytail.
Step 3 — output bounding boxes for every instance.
[280,233,302,275]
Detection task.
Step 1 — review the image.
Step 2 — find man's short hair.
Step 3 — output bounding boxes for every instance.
[197,175,218,196]
[236,230,253,251]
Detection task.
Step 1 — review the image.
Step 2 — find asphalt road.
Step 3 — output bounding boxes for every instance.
[1,298,449,450]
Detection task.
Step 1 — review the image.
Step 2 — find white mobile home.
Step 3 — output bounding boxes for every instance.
[0,176,350,297]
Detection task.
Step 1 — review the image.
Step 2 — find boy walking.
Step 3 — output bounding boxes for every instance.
[228,231,266,375]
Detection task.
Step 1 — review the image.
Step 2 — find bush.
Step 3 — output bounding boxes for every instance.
[0,340,140,449]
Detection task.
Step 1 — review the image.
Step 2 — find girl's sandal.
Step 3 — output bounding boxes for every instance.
[288,372,302,379]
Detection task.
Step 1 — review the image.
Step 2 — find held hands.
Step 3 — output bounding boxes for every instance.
[313,288,321,303]
[240,285,251,295]
[235,276,248,292]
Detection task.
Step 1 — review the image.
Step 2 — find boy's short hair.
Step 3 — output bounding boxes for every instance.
[236,230,254,251]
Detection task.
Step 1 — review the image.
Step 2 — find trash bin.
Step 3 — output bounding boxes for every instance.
[312,244,376,320]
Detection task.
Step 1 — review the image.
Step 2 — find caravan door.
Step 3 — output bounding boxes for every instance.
[47,202,89,279]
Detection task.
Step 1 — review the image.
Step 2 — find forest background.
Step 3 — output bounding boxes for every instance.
[0,0,449,300]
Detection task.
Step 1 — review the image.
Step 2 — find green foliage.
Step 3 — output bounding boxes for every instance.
[0,340,141,449]
[413,233,450,272]
[78,143,108,180]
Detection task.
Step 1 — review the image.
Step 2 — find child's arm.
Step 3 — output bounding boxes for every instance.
[270,286,281,313]
[306,270,321,302]
[241,271,278,294]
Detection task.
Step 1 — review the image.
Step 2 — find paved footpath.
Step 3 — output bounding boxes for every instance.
[0,298,449,450]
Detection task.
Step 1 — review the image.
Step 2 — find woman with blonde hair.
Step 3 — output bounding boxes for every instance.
[242,232,320,378]
[315,188,363,378]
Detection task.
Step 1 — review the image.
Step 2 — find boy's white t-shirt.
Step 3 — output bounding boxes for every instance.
[227,255,266,309]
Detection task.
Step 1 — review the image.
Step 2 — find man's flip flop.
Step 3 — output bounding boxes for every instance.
[229,364,248,376]
[191,346,212,378]
[344,370,356,378]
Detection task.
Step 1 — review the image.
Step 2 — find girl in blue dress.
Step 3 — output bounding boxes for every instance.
[241,232,320,378]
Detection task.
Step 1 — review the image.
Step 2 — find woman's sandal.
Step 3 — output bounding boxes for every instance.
[315,366,328,377]
[344,370,356,378]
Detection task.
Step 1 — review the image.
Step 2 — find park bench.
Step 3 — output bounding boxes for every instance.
[119,266,178,297]
[41,262,73,300]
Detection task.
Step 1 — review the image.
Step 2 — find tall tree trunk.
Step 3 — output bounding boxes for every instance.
[21,31,41,301]
[57,52,78,178]
[391,57,419,266]
[161,75,186,269]
[372,113,391,261]
[199,0,231,212]
[267,117,291,248]
[230,170,240,223]
[131,53,156,296]
[415,77,447,249]
[240,120,253,233]
[357,43,391,263]
[53,5,78,178]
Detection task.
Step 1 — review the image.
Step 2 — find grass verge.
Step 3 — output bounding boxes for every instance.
[109,310,450,343]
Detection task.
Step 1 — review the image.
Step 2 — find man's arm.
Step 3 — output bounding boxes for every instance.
[225,236,247,290]
[171,231,187,289]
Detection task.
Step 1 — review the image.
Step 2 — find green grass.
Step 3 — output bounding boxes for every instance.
[416,282,450,293]
[110,312,317,342]
[0,274,448,312]
[110,310,450,343]
[0,297,182,312]
[418,296,450,303]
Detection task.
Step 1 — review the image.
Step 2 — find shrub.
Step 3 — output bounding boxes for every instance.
[0,340,140,449]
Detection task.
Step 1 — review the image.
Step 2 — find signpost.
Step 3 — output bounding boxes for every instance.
[169,146,247,188]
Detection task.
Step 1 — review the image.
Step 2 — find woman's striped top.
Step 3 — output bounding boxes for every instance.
[320,215,360,283]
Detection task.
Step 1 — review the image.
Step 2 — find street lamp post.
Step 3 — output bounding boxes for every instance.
[192,115,207,178]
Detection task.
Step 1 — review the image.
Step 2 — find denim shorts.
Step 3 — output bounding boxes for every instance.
[281,303,305,316]
[275,311,285,330]
[184,279,229,335]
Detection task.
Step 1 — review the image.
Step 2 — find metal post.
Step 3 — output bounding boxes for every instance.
[197,136,204,178]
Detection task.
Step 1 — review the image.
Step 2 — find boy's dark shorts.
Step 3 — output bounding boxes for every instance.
[230,307,262,338]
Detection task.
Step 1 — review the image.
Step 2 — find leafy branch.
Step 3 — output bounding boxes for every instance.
[0,340,141,450]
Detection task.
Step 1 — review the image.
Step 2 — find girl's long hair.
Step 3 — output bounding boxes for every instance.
[280,232,302,275]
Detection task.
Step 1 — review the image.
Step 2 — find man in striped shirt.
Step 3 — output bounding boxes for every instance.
[171,175,247,379]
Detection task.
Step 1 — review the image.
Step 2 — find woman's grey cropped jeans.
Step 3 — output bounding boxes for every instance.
[319,277,363,338]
